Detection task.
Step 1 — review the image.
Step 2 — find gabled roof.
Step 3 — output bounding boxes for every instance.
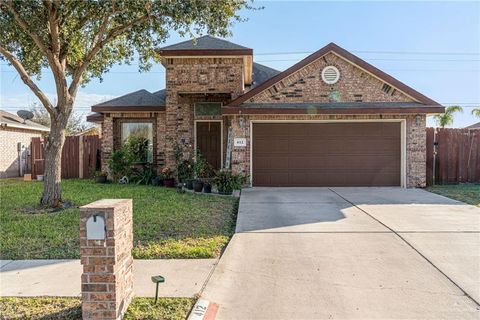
[465,122,480,129]
[157,35,253,56]
[251,63,281,88]
[0,110,50,132]
[160,35,250,50]
[90,64,279,114]
[92,89,166,112]
[229,42,441,106]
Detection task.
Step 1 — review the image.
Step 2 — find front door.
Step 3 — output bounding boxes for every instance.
[196,121,222,169]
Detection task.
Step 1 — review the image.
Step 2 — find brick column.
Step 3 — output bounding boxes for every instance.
[230,115,250,176]
[406,115,427,187]
[101,115,113,172]
[80,199,134,320]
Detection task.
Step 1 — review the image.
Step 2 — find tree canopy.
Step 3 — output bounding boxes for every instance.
[0,0,252,113]
[433,105,463,128]
[0,0,252,207]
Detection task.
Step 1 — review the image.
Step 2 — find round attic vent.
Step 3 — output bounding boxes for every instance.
[321,66,340,84]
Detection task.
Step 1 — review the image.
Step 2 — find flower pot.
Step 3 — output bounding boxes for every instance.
[152,176,164,186]
[95,176,107,184]
[203,183,212,193]
[185,179,194,190]
[164,178,175,188]
[193,180,204,192]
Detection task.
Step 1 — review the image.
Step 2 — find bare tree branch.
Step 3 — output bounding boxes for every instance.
[44,0,61,56]
[4,1,69,110]
[0,45,54,115]
[3,1,51,57]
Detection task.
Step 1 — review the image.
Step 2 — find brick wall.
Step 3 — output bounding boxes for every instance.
[228,114,426,188]
[246,52,412,104]
[164,57,245,169]
[0,127,43,178]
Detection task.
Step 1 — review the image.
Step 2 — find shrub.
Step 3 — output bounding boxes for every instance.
[107,150,133,181]
[213,170,247,194]
[124,135,150,163]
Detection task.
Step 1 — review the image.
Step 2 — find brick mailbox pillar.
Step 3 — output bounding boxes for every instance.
[80,199,134,319]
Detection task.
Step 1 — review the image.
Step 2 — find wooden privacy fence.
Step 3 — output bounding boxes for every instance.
[426,128,480,185]
[31,135,101,179]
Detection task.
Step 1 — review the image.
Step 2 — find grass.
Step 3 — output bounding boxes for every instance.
[426,183,480,207]
[0,179,238,259]
[0,297,194,320]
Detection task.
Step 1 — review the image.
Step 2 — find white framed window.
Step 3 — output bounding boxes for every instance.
[121,122,153,163]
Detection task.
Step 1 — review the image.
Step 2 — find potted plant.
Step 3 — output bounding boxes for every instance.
[192,152,205,192]
[203,180,212,193]
[213,170,246,195]
[161,168,175,188]
[177,159,194,189]
[94,171,108,183]
[152,175,164,186]
[200,163,216,194]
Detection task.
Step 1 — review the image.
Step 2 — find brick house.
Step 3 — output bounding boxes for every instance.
[88,36,444,187]
[0,110,50,178]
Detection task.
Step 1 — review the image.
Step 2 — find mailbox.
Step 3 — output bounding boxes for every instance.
[86,213,106,240]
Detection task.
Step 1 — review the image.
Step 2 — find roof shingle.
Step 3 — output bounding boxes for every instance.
[93,89,165,108]
[159,35,250,51]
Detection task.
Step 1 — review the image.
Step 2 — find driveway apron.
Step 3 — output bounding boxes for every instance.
[201,187,480,319]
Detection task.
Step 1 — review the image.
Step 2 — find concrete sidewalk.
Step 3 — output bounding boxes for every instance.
[0,259,216,298]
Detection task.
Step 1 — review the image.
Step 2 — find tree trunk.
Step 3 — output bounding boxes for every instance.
[40,110,70,207]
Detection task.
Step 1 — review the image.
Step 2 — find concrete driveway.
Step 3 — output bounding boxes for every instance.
[202,187,480,319]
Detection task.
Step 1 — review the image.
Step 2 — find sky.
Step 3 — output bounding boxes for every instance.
[1,1,479,127]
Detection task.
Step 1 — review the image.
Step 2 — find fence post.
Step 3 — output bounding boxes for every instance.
[79,136,84,179]
[432,128,437,185]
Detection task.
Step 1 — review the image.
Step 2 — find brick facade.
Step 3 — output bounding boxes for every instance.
[80,199,134,320]
[96,45,433,187]
[0,127,43,178]
[247,52,412,104]
[164,57,245,169]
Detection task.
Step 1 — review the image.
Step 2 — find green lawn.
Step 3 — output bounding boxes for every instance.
[0,179,238,259]
[426,184,480,207]
[0,297,194,320]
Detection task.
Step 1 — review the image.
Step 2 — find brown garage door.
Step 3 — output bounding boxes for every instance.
[252,122,401,187]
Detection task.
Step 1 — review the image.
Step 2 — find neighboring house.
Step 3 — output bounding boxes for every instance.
[88,36,444,188]
[75,126,101,137]
[0,110,50,178]
[465,122,480,129]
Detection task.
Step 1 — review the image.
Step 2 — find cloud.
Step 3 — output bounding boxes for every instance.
[0,91,116,117]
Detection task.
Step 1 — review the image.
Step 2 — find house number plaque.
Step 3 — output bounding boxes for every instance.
[234,138,247,147]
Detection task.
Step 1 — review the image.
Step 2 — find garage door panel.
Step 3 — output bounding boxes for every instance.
[252,122,401,187]
[255,137,290,153]
[254,156,290,170]
[292,138,400,154]
[287,155,400,171]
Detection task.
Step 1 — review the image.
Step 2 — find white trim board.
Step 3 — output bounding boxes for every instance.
[248,119,407,188]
